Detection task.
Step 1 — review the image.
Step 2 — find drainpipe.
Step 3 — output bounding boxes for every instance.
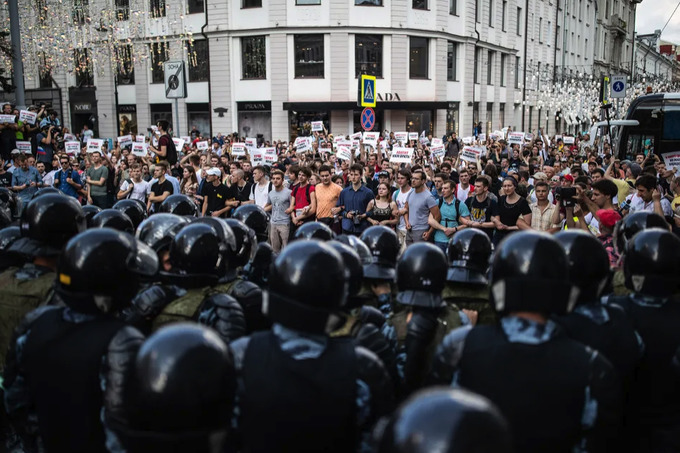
[473,22,480,134]
[521,0,529,130]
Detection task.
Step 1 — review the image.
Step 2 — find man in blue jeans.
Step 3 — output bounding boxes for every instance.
[404,169,440,244]
[336,163,374,235]
[53,156,83,198]
[429,180,471,252]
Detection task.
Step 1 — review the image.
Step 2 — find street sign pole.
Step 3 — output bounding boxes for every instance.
[164,61,187,136]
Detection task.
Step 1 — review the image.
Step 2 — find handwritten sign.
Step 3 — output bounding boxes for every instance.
[508,132,525,145]
[118,135,133,149]
[135,135,146,143]
[231,143,246,156]
[87,139,104,154]
[0,114,15,124]
[336,146,352,161]
[390,147,414,163]
[395,132,408,143]
[662,151,680,176]
[196,141,209,150]
[19,110,36,125]
[65,141,81,155]
[460,146,483,162]
[311,121,324,132]
[16,141,31,154]
[131,142,148,157]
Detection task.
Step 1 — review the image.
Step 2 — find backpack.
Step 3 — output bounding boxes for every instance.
[438,196,461,227]
[160,135,177,165]
[251,181,273,199]
[291,183,312,205]
[123,178,133,199]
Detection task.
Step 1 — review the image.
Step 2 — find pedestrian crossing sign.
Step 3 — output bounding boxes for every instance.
[360,75,377,108]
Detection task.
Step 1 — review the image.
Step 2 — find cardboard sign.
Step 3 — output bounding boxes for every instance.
[408,132,418,141]
[363,132,379,147]
[462,136,473,145]
[430,145,445,158]
[135,135,146,143]
[181,136,191,144]
[431,138,443,146]
[336,146,352,161]
[563,136,575,145]
[118,135,133,149]
[131,142,148,157]
[231,143,246,156]
[311,121,324,132]
[196,141,209,150]
[350,132,362,140]
[389,147,414,163]
[65,141,81,155]
[662,151,680,176]
[16,141,31,154]
[294,136,312,153]
[508,132,525,144]
[245,137,257,148]
[251,150,264,166]
[395,132,408,143]
[0,114,15,124]
[19,110,36,125]
[460,146,483,162]
[87,139,104,154]
[172,138,185,151]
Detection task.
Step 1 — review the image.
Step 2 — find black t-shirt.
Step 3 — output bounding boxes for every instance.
[498,195,531,227]
[228,182,253,203]
[150,179,173,212]
[0,171,12,187]
[157,135,177,165]
[202,181,230,215]
[465,195,499,240]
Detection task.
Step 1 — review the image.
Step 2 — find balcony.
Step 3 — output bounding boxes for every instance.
[610,14,627,37]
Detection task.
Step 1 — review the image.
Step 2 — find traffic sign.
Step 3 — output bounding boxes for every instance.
[164,61,187,99]
[361,107,375,131]
[359,75,376,107]
[599,76,610,105]
[611,75,627,99]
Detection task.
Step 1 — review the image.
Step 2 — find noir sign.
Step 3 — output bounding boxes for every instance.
[73,103,92,111]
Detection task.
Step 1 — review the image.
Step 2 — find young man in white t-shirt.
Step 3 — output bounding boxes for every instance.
[455,168,472,202]
[392,169,413,251]
[246,165,272,208]
[117,164,149,203]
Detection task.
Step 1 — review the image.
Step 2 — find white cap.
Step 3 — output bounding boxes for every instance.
[10,149,20,154]
[206,167,221,176]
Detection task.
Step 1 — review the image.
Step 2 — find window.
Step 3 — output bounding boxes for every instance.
[538,17,543,42]
[486,102,493,135]
[242,36,266,79]
[74,48,93,86]
[187,0,204,14]
[39,53,52,88]
[412,0,427,10]
[300,0,321,5]
[487,50,494,85]
[355,35,382,77]
[514,56,520,88]
[294,35,324,78]
[500,103,505,126]
[473,47,480,83]
[409,37,428,79]
[115,0,129,20]
[500,54,506,86]
[150,0,165,17]
[73,0,88,25]
[447,41,457,81]
[116,45,134,85]
[475,0,480,22]
[488,0,493,27]
[188,40,209,82]
[150,42,169,84]
[242,0,261,8]
[547,21,552,45]
[502,0,507,31]
[449,0,456,15]
[604,0,609,19]
[516,7,522,35]
[603,33,607,60]
[585,38,589,59]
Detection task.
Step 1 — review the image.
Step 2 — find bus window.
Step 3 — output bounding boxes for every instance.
[625,134,655,159]
[663,99,680,140]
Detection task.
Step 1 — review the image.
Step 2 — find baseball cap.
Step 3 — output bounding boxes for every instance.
[377,171,389,178]
[629,163,642,178]
[596,209,621,229]
[533,171,547,180]
[10,149,20,155]
[562,174,574,183]
[206,167,221,176]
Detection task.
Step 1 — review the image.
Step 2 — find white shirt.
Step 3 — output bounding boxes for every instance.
[43,170,57,187]
[627,193,673,217]
[249,179,271,208]
[456,184,471,202]
[120,179,150,203]
[394,187,413,231]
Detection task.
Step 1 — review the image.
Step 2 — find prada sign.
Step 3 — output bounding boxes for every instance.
[237,101,272,111]
[376,93,401,102]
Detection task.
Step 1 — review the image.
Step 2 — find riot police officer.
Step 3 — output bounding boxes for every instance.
[90,209,135,234]
[82,204,102,227]
[443,229,496,325]
[431,231,621,453]
[105,324,237,453]
[606,228,680,451]
[359,226,400,314]
[3,228,156,453]
[293,221,335,241]
[0,226,21,272]
[0,194,86,368]
[160,194,199,217]
[230,240,394,453]
[243,240,275,289]
[233,203,269,243]
[135,213,190,272]
[374,387,512,453]
[113,199,147,229]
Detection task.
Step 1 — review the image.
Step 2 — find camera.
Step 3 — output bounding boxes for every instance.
[559,187,577,208]
[351,210,362,226]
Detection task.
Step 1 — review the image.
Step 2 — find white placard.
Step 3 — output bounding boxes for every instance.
[408,132,418,141]
[118,135,133,148]
[477,134,486,142]
[430,145,445,157]
[662,151,680,176]
[19,110,37,125]
[0,114,15,124]
[65,141,81,155]
[524,133,534,141]
[363,132,379,147]
[390,147,414,163]
[245,137,257,148]
[431,138,443,146]
[251,150,264,166]
[294,136,312,153]
[135,135,146,143]
[351,140,360,149]
[336,146,352,161]
[336,139,352,148]
[263,147,277,165]
[350,132,362,140]
[196,141,209,150]
[172,138,185,151]
[555,135,563,142]
[181,136,191,144]
[508,132,525,144]
[62,133,77,142]
[87,139,104,153]
[460,146,483,162]
[493,130,505,139]
[490,132,502,141]
[16,141,31,154]
[131,142,148,157]
[563,136,575,145]
[311,121,324,132]
[395,132,408,143]
[231,143,246,156]
[462,136,473,145]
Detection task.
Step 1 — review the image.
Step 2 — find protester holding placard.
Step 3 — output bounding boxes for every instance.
[148,120,177,166]
[36,125,56,170]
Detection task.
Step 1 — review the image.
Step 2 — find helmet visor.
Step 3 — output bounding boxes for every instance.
[128,241,160,277]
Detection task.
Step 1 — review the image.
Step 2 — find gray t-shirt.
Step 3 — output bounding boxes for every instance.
[267,187,292,225]
[406,188,437,230]
[86,165,109,196]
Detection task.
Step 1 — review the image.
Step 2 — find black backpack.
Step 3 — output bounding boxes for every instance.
[161,135,177,165]
[291,184,312,204]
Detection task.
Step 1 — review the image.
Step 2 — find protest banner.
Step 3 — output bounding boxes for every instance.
[16,141,31,154]
[63,133,77,141]
[350,132,362,140]
[462,136,473,145]
[181,136,191,145]
[64,141,81,155]
[363,132,379,148]
[336,146,352,161]
[408,132,418,141]
[395,132,408,143]
[311,121,324,131]
[172,138,185,151]
[263,147,277,165]
[196,141,209,150]
[389,147,414,163]
[19,110,37,125]
[294,136,312,153]
[431,138,443,146]
[245,137,257,148]
[477,134,486,142]
[508,132,525,144]
[460,146,483,162]
[136,135,146,143]
[87,139,104,153]
[662,151,680,176]
[251,150,264,166]
[118,135,133,149]
[430,145,445,158]
[131,142,148,157]
[524,133,534,141]
[231,143,246,156]
[0,114,15,124]
[563,136,575,145]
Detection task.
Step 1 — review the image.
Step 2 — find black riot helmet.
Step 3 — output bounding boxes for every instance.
[243,241,275,288]
[328,240,364,300]
[90,209,135,234]
[113,199,148,229]
[0,187,12,205]
[56,229,158,313]
[224,219,257,269]
[0,226,23,270]
[160,194,199,217]
[136,213,190,253]
[555,230,610,304]
[164,223,228,286]
[613,211,667,255]
[9,194,86,258]
[446,229,492,285]
[294,221,335,242]
[360,226,400,281]
[191,217,238,280]
[82,204,102,228]
[491,231,576,315]
[31,186,63,200]
[120,324,236,453]
[336,234,372,266]
[624,228,680,297]
[266,240,347,335]
[375,387,512,453]
[233,204,269,243]
[0,187,18,221]
[396,242,447,308]
[0,208,10,229]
